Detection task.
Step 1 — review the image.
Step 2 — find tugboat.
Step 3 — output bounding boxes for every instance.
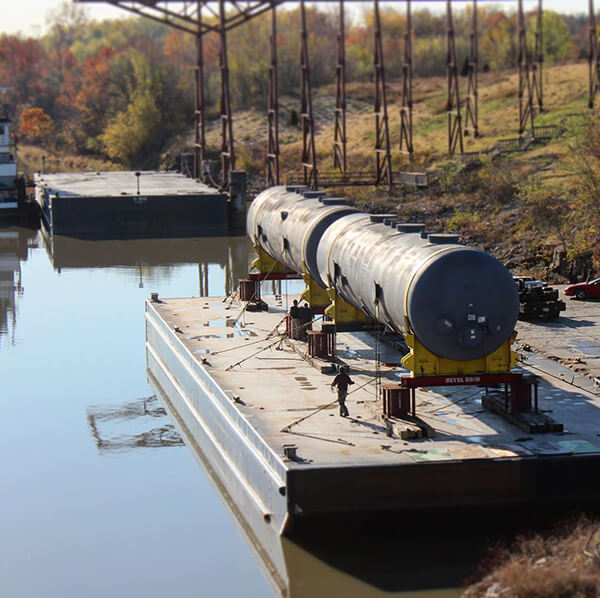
[0,108,22,217]
[0,97,34,222]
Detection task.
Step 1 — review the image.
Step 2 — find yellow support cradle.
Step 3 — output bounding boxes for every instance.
[251,245,294,275]
[300,267,330,310]
[324,287,369,324]
[401,321,518,377]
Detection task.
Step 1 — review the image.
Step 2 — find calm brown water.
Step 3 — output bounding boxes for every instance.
[0,224,483,597]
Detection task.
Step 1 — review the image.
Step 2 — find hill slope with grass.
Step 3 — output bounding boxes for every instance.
[190,60,598,281]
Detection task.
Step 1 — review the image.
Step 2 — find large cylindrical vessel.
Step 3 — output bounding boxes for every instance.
[249,186,519,362]
[247,186,358,279]
[315,214,519,361]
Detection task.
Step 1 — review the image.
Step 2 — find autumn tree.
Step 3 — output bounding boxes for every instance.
[0,36,50,111]
[20,108,55,146]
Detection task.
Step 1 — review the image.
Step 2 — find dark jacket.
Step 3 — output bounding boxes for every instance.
[332,371,354,392]
[299,306,313,324]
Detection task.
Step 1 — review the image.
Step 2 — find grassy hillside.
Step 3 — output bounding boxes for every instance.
[200,61,589,173]
[194,60,598,281]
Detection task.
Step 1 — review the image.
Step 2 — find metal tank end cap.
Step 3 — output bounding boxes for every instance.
[458,324,485,348]
[406,250,519,362]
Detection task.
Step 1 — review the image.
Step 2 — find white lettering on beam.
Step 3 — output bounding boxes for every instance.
[444,376,481,384]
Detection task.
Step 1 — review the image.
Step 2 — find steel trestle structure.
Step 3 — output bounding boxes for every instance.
[333,0,348,173]
[463,0,478,137]
[194,3,206,180]
[446,0,464,157]
[373,0,393,187]
[300,0,318,189]
[77,0,600,192]
[532,0,544,114]
[398,0,414,156]
[589,0,600,108]
[266,3,280,186]
[518,0,535,135]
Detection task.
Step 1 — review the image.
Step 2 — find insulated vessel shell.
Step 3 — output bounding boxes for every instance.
[249,186,519,362]
[247,186,358,282]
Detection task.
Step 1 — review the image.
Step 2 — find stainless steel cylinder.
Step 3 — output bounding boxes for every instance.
[315,214,518,361]
[248,186,519,362]
[247,186,358,280]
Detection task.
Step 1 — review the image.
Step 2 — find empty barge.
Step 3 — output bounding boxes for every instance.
[34,170,234,238]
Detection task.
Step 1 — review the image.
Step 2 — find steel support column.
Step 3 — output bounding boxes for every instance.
[589,0,600,108]
[219,0,236,188]
[300,0,318,189]
[374,0,393,188]
[464,0,479,137]
[333,0,347,173]
[266,3,280,185]
[399,0,414,156]
[531,0,544,114]
[446,0,464,156]
[193,2,206,181]
[518,0,535,135]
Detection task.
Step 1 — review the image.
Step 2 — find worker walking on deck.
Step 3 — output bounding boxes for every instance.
[289,299,301,340]
[331,365,354,417]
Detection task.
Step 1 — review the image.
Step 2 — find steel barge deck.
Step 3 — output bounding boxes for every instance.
[145,294,600,538]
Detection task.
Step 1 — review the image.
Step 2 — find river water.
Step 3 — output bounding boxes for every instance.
[1,224,487,597]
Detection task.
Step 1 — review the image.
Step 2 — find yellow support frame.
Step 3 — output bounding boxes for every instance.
[251,245,294,275]
[300,266,330,310]
[324,287,369,324]
[401,321,518,376]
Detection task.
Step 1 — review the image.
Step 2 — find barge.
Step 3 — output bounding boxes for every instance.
[34,170,238,239]
[145,292,600,541]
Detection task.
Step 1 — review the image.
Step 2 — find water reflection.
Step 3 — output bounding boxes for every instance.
[150,374,480,598]
[87,395,184,453]
[0,226,275,598]
[40,227,250,296]
[0,226,38,345]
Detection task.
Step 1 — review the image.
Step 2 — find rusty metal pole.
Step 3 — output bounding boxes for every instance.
[446,0,464,156]
[518,0,535,135]
[531,0,544,113]
[464,0,479,137]
[219,0,235,188]
[399,0,414,156]
[333,0,347,173]
[193,2,206,181]
[589,0,600,108]
[266,2,280,185]
[300,0,318,189]
[373,0,393,188]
